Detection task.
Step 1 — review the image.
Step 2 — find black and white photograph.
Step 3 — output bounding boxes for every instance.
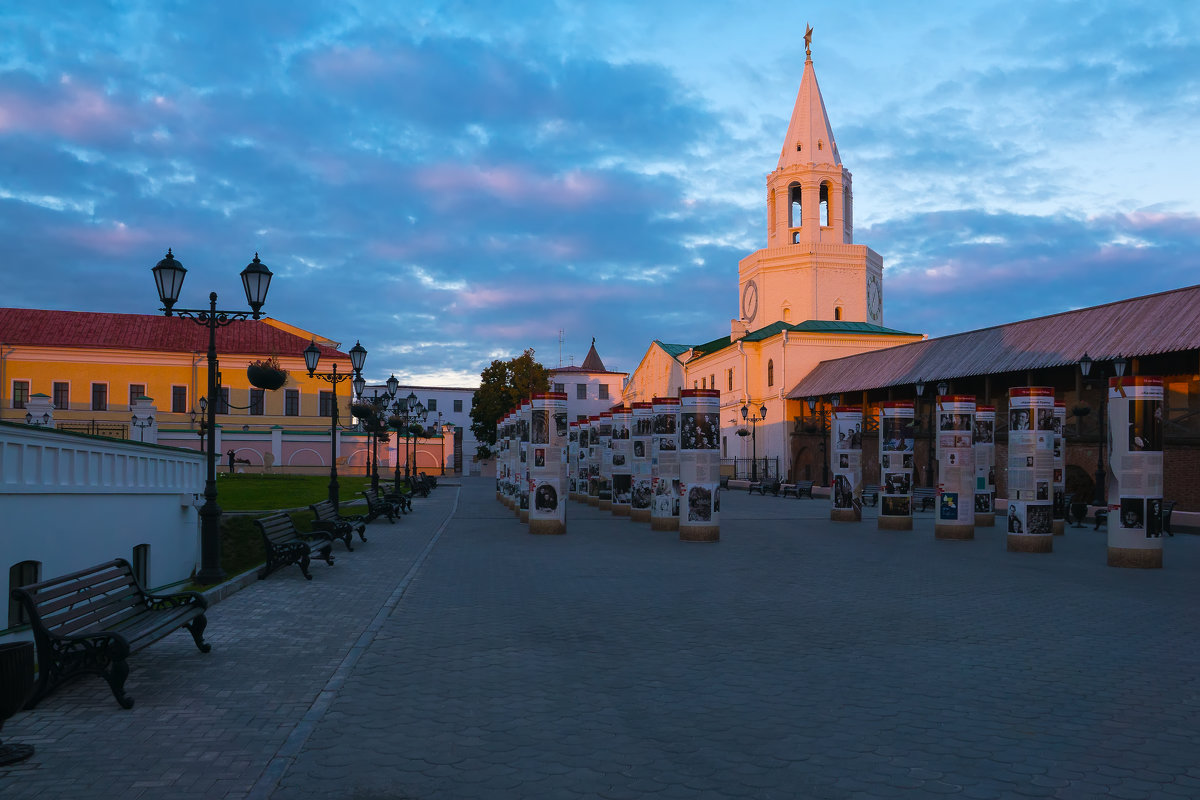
[612,453,626,467]
[1036,480,1048,500]
[612,474,632,505]
[634,416,654,436]
[835,419,863,450]
[838,453,849,469]
[534,448,545,468]
[882,496,910,516]
[1128,398,1164,451]
[569,430,578,443]
[633,440,645,458]
[882,416,915,451]
[687,485,712,522]
[1026,504,1052,534]
[1036,408,1056,432]
[598,423,612,439]
[1147,498,1163,537]
[632,479,652,510]
[884,472,911,495]
[975,492,992,513]
[1008,504,1024,533]
[903,453,915,469]
[534,482,558,512]
[1009,409,1031,431]
[612,424,630,440]
[658,437,677,451]
[939,413,970,431]
[974,418,994,443]
[833,474,853,509]
[1120,497,1145,529]
[881,454,890,469]
[654,413,677,435]
[680,412,719,450]
[555,412,568,437]
[579,430,589,448]
[531,409,549,444]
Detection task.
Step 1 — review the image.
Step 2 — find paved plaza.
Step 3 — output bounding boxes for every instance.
[2,478,1198,799]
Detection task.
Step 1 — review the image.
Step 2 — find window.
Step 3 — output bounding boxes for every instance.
[553,383,564,394]
[577,384,587,400]
[91,383,108,411]
[129,384,146,407]
[53,381,69,410]
[599,384,609,400]
[319,390,334,417]
[693,380,698,389]
[249,388,265,416]
[454,399,463,413]
[788,182,802,227]
[172,386,188,414]
[132,545,150,588]
[767,360,775,388]
[701,377,706,390]
[12,380,29,409]
[727,369,734,392]
[820,182,830,226]
[285,389,300,416]
[710,375,716,392]
[8,560,40,628]
[834,306,843,320]
[214,387,230,415]
[427,398,437,412]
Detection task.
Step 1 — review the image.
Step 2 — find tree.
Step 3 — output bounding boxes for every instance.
[469,348,550,459]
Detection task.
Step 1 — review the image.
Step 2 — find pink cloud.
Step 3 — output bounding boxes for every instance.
[0,77,141,140]
[414,164,609,209]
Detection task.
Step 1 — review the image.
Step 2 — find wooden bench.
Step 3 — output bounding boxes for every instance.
[913,487,937,512]
[418,471,438,490]
[748,478,781,496]
[255,512,335,580]
[361,488,397,524]
[10,558,211,710]
[309,499,368,551]
[382,482,413,514]
[781,480,815,499]
[861,484,880,507]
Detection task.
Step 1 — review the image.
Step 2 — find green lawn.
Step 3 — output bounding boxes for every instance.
[213,473,374,511]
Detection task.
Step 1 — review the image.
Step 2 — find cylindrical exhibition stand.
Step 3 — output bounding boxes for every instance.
[1106,377,1165,568]
[1005,387,1054,553]
[611,405,632,517]
[973,406,996,527]
[529,392,568,535]
[878,401,915,530]
[650,396,681,531]
[585,416,600,506]
[679,389,720,542]
[630,402,654,523]
[1053,402,1067,535]
[518,401,531,523]
[567,421,580,501]
[935,395,975,540]
[830,406,863,522]
[597,411,614,511]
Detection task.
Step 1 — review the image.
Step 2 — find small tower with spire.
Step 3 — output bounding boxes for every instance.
[736,29,884,329]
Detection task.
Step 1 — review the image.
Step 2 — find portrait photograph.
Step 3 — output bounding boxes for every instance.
[1128,398,1163,451]
[633,440,645,458]
[555,412,569,437]
[974,419,994,443]
[654,414,677,435]
[839,453,849,469]
[1120,497,1145,529]
[534,483,558,512]
[1009,409,1031,431]
[658,437,677,451]
[534,448,545,468]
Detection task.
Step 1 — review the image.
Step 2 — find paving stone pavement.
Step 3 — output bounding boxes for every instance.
[3,478,1199,799]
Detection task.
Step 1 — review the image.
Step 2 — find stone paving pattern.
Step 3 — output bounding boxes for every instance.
[2,478,1199,799]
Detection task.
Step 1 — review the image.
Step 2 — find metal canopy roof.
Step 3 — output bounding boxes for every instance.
[787,284,1200,399]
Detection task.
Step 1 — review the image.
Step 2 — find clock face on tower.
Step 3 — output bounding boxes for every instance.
[742,280,759,324]
[867,274,882,322]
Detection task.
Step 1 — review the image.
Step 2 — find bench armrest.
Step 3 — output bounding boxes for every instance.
[144,590,209,612]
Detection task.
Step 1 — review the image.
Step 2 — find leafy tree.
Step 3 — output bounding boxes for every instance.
[469,348,549,459]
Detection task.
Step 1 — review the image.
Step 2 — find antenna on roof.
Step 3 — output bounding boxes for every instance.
[558,329,564,367]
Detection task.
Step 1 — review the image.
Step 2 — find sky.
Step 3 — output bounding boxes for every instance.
[2,1,1197,387]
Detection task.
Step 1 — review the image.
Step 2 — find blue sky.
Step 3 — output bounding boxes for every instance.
[2,1,1197,386]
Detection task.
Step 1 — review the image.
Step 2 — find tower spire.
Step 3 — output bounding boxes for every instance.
[776,39,840,171]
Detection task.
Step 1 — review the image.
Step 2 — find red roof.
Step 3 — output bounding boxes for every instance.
[0,308,346,360]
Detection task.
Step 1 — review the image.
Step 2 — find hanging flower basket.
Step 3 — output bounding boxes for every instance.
[736,428,751,437]
[246,356,288,391]
[350,402,376,421]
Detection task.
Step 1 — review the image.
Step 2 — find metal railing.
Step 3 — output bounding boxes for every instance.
[55,420,129,439]
[720,457,780,481]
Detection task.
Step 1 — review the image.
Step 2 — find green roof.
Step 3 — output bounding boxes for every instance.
[654,341,693,361]
[682,320,918,361]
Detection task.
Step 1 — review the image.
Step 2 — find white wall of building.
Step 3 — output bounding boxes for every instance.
[363,384,479,473]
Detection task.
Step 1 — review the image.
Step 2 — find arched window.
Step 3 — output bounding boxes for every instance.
[819,182,830,227]
[701,377,706,390]
[710,375,716,392]
[8,560,41,628]
[788,183,802,228]
[834,307,843,320]
[767,359,775,387]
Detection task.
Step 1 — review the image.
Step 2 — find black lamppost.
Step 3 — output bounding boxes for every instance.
[304,339,367,510]
[914,379,947,487]
[152,248,273,585]
[806,394,839,486]
[740,401,768,481]
[1079,353,1126,506]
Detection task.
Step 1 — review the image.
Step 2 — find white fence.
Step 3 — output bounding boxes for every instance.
[0,421,204,642]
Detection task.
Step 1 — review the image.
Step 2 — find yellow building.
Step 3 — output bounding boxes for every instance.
[0,308,359,469]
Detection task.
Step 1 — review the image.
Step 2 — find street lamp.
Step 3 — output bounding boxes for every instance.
[305,339,367,510]
[152,248,273,585]
[1080,353,1126,506]
[914,379,947,487]
[130,411,155,442]
[805,394,839,486]
[740,401,768,481]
